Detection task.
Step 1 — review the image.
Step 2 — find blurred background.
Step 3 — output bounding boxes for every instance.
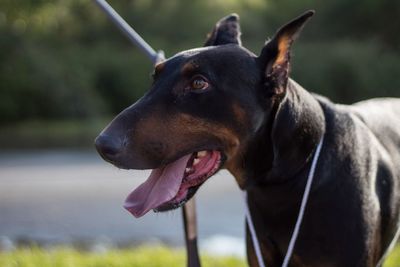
[1,0,400,265]
[1,0,400,148]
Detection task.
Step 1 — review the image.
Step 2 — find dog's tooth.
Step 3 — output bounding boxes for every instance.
[193,158,201,166]
[185,167,192,173]
[197,151,207,158]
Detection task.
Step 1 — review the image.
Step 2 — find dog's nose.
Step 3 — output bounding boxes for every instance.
[95,134,123,160]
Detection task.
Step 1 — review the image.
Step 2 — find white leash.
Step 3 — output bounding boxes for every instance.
[243,190,267,267]
[243,135,324,267]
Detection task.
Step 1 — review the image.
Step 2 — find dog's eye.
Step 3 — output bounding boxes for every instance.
[191,76,209,91]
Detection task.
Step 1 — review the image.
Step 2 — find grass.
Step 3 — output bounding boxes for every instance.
[384,245,400,267]
[0,246,245,267]
[0,245,399,267]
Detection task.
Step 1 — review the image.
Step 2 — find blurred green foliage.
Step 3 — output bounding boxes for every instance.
[0,246,246,267]
[1,0,400,125]
[0,245,399,267]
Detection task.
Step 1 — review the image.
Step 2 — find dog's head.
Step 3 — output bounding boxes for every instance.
[95,11,314,217]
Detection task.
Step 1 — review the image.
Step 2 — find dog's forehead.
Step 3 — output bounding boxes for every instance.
[175,46,214,58]
[162,45,255,71]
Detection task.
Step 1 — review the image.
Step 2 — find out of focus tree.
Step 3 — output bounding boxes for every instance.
[0,0,399,124]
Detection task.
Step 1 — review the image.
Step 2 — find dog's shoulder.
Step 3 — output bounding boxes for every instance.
[312,94,395,171]
[314,95,400,146]
[315,95,400,190]
[349,98,400,151]
[350,98,400,127]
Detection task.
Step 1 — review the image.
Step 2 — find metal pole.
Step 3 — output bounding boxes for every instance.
[183,198,201,267]
[93,0,164,64]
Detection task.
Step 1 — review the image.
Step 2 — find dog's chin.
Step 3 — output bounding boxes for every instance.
[154,186,200,212]
[153,150,225,213]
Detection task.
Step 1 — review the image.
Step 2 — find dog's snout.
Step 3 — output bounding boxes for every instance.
[95,134,123,161]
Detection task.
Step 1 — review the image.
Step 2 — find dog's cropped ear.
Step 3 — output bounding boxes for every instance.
[257,10,314,96]
[204,14,242,46]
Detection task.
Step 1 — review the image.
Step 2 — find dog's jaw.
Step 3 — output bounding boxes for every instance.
[124,150,224,217]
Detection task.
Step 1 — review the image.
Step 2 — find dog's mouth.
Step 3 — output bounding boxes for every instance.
[124,150,223,218]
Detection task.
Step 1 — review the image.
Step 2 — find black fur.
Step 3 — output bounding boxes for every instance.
[95,11,400,267]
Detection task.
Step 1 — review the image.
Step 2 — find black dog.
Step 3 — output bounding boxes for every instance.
[95,11,400,267]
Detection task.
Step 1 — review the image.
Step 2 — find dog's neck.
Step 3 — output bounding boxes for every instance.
[230,79,326,188]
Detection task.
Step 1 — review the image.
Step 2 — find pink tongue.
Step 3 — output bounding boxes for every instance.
[123,155,191,218]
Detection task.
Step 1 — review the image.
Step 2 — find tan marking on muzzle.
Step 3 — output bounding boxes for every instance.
[132,110,247,186]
